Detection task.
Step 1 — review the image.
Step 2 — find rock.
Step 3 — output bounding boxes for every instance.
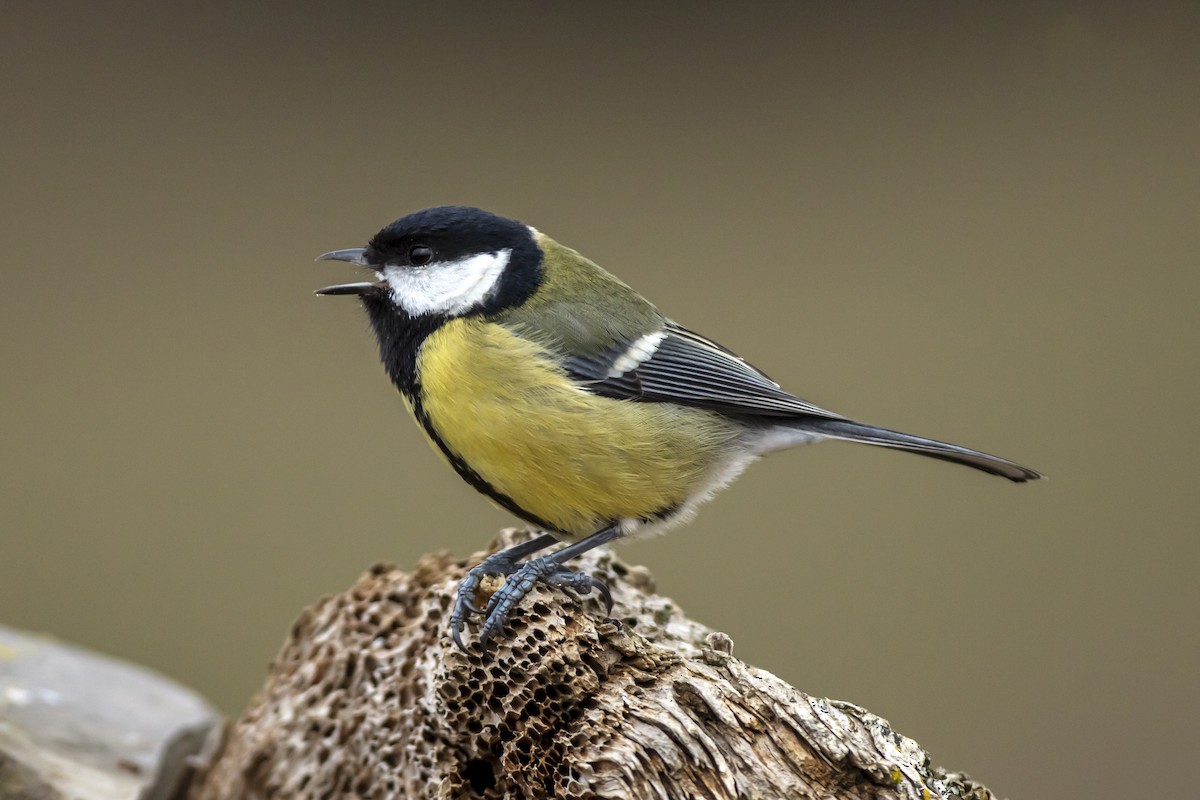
[0,626,220,800]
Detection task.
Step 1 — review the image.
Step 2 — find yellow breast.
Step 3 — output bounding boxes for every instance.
[414,317,742,539]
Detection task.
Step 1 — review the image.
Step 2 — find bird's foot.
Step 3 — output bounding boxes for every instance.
[450,526,620,653]
[476,558,613,648]
[450,550,527,652]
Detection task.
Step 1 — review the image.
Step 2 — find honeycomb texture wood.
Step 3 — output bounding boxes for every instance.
[186,529,998,800]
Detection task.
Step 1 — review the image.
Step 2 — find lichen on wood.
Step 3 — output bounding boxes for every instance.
[186,529,999,800]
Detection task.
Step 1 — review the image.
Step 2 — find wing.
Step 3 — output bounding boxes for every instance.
[564,322,845,419]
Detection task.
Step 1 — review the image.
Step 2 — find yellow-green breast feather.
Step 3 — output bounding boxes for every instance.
[415,316,743,539]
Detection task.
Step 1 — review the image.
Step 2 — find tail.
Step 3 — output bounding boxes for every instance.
[795,418,1043,483]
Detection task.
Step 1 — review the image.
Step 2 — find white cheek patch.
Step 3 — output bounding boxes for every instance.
[379,248,512,316]
[607,330,666,377]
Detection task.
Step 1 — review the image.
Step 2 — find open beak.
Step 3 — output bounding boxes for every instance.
[314,248,384,296]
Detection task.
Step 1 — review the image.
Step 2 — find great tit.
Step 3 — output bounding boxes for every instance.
[316,206,1042,650]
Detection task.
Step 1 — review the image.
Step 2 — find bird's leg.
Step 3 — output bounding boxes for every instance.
[478,524,621,648]
[450,532,558,652]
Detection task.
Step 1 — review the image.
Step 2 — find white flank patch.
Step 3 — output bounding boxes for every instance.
[379,249,511,316]
[619,425,829,540]
[607,330,666,377]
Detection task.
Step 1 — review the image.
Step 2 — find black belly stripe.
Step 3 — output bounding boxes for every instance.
[409,392,562,534]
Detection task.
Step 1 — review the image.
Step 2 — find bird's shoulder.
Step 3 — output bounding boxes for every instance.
[488,233,667,357]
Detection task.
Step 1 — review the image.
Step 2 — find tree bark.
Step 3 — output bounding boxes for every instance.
[185,529,1000,800]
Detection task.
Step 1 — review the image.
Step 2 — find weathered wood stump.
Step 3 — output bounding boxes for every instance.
[186,529,998,799]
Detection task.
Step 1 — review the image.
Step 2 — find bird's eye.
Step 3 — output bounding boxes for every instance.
[408,245,434,266]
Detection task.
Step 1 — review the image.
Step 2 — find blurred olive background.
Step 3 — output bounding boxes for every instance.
[2,2,1196,797]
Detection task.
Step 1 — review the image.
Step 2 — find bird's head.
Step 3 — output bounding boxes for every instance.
[316,206,543,319]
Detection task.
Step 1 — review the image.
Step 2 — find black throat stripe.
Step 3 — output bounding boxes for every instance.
[362,296,443,397]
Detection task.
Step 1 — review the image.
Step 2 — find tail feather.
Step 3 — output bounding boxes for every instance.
[797,418,1043,483]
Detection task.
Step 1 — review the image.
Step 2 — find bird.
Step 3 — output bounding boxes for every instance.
[315,206,1041,651]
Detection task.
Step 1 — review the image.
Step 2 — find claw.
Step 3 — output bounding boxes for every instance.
[449,573,484,653]
[546,569,613,615]
[451,620,468,653]
[590,577,614,616]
